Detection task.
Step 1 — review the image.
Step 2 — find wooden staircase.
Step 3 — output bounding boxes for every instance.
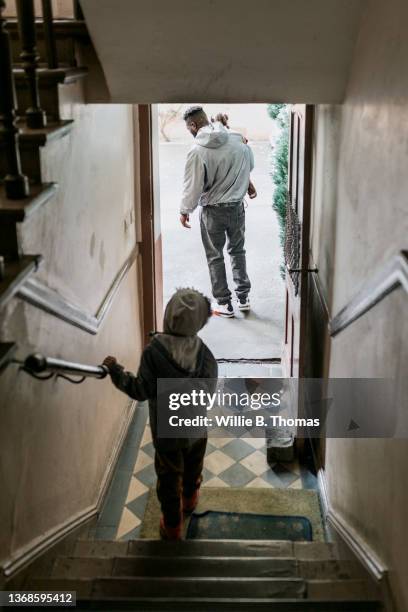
[0,2,90,313]
[27,539,382,610]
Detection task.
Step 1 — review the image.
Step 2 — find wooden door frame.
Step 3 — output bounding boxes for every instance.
[138,104,157,345]
[298,104,314,377]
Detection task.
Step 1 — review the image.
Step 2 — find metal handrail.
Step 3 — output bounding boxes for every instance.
[330,250,408,337]
[23,353,108,379]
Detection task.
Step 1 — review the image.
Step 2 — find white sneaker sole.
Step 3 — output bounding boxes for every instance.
[238,303,250,311]
[213,309,235,318]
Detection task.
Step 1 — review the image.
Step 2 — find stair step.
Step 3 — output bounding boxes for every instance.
[75,539,340,560]
[0,122,73,183]
[29,577,305,599]
[52,555,358,581]
[8,19,89,67]
[52,556,298,579]
[0,183,57,222]
[14,120,74,146]
[14,67,88,121]
[13,66,88,86]
[74,598,383,611]
[93,576,307,599]
[0,183,56,260]
[75,539,298,558]
[0,255,42,309]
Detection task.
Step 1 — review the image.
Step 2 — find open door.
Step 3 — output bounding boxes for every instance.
[138,105,163,345]
[282,105,313,378]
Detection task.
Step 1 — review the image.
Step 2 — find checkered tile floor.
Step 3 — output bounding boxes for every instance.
[107,421,315,540]
[94,363,317,541]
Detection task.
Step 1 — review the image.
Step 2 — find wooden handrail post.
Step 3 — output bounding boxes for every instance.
[16,0,47,129]
[0,0,30,199]
[41,0,58,69]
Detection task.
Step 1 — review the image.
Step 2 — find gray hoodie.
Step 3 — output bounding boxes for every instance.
[180,122,254,214]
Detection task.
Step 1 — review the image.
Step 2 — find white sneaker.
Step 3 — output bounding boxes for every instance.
[238,296,250,311]
[212,301,234,318]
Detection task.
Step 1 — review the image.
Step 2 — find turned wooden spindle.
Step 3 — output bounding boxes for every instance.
[0,0,30,199]
[16,0,47,129]
[41,0,58,69]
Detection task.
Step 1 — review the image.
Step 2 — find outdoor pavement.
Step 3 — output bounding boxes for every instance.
[159,141,285,359]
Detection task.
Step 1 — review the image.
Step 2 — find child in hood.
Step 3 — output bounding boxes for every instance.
[103,288,217,540]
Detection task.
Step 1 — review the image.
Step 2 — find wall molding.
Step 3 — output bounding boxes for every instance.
[17,246,139,335]
[330,250,408,337]
[318,468,387,582]
[2,400,137,579]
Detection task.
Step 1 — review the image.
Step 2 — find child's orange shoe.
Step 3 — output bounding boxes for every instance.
[183,488,200,514]
[159,515,183,540]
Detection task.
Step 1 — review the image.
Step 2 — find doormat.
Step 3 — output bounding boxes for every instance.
[139,487,324,541]
[187,510,312,540]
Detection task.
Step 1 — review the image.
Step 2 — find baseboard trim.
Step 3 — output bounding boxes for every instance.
[2,400,137,579]
[318,468,387,582]
[317,468,329,518]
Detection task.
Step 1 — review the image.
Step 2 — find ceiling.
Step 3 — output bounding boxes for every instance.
[80,0,365,103]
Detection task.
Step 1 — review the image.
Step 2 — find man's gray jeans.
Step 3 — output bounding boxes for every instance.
[199,202,251,305]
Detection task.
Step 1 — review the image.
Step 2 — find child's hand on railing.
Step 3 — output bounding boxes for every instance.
[103,356,117,371]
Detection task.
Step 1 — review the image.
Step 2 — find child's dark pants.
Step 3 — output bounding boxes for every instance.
[154,438,207,527]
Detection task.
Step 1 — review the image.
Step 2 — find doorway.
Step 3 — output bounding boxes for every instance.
[94,103,320,540]
[157,103,286,360]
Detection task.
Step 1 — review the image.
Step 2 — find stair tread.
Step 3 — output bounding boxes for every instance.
[72,600,383,612]
[75,539,339,559]
[52,555,299,579]
[0,255,42,310]
[75,596,383,610]
[13,66,88,84]
[15,120,74,146]
[52,554,358,581]
[0,183,57,220]
[29,577,381,609]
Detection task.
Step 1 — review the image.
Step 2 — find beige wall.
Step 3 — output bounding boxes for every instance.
[0,100,143,571]
[311,0,408,609]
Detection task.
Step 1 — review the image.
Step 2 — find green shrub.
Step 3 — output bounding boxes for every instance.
[267,104,290,275]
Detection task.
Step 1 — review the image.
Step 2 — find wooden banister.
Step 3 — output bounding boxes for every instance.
[0,0,29,199]
[330,251,408,337]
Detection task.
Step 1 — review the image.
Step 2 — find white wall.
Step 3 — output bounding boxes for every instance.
[80,0,364,104]
[311,1,408,609]
[0,102,143,574]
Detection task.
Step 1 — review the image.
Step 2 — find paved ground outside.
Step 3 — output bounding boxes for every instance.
[158,141,285,359]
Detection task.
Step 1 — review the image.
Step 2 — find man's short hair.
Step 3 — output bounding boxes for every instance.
[183,106,205,122]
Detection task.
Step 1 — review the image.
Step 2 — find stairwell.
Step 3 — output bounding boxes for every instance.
[0,5,384,611]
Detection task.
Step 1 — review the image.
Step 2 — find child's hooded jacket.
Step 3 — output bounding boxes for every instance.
[108,288,217,451]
